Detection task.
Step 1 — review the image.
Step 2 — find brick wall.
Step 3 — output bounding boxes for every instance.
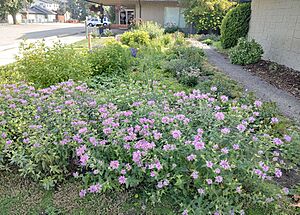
[248,0,300,71]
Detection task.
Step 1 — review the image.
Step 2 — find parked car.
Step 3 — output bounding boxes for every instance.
[87,17,111,27]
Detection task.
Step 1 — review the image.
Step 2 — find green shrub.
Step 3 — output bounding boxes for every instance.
[229,38,264,65]
[168,46,205,66]
[120,30,150,47]
[89,42,132,76]
[15,41,92,88]
[202,38,213,45]
[164,22,179,34]
[134,21,164,39]
[177,66,201,87]
[221,3,251,49]
[163,59,192,76]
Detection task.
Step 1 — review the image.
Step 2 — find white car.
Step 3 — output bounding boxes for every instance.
[87,17,111,27]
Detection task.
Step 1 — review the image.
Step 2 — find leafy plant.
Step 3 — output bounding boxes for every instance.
[177,66,201,87]
[120,30,151,48]
[89,41,132,76]
[221,3,251,49]
[198,34,220,42]
[164,22,179,34]
[182,0,235,31]
[134,21,164,39]
[202,38,213,45]
[229,38,264,65]
[15,41,92,88]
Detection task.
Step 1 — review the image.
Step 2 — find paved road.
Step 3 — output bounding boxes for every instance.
[0,23,86,66]
[0,23,85,46]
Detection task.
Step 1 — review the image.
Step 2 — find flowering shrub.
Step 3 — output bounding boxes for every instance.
[120,30,151,48]
[0,80,295,213]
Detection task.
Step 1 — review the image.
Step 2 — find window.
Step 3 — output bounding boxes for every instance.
[164,7,186,28]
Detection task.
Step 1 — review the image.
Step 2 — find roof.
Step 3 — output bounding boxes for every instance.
[37,0,59,4]
[26,5,57,15]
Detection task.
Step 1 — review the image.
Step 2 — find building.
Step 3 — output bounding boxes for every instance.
[33,0,60,12]
[23,5,57,23]
[248,0,300,71]
[87,0,186,28]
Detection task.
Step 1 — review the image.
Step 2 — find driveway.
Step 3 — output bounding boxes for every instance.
[0,23,86,66]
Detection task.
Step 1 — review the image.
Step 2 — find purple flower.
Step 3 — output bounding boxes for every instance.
[171,130,182,139]
[282,187,289,195]
[197,188,205,195]
[118,176,127,184]
[187,154,196,161]
[79,189,87,198]
[182,209,188,215]
[191,171,199,179]
[215,176,223,183]
[206,179,213,185]
[271,117,279,124]
[80,154,89,166]
[284,135,292,142]
[132,151,141,163]
[206,161,214,168]
[273,138,283,145]
[237,124,246,132]
[219,160,230,170]
[194,141,205,150]
[110,160,120,169]
[76,145,86,156]
[215,112,225,121]
[215,168,221,174]
[221,128,230,134]
[254,100,262,108]
[220,95,228,102]
[211,86,217,92]
[233,144,240,150]
[221,147,229,154]
[275,168,282,178]
[88,183,102,193]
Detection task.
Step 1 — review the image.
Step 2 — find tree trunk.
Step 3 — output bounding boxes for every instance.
[12,13,17,24]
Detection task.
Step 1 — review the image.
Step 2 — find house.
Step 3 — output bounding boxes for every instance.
[86,0,186,29]
[33,0,60,12]
[248,0,300,71]
[20,5,57,23]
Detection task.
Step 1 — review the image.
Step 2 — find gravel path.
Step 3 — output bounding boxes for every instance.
[190,39,300,124]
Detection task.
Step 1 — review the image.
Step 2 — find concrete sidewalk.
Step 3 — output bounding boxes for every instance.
[190,39,300,123]
[0,33,85,66]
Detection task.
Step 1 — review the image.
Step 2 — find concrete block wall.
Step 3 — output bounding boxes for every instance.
[248,0,300,71]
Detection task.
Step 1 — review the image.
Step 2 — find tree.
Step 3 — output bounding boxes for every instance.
[180,0,235,32]
[67,0,89,21]
[0,0,33,24]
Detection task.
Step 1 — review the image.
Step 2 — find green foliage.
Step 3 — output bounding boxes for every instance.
[177,66,201,87]
[0,0,33,24]
[198,34,220,42]
[167,46,205,66]
[134,21,164,39]
[120,30,151,48]
[182,0,235,31]
[221,3,251,49]
[229,38,264,65]
[164,22,179,34]
[202,38,213,45]
[89,41,132,76]
[15,41,92,88]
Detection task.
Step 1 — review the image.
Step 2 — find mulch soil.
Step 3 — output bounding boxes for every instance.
[244,60,300,100]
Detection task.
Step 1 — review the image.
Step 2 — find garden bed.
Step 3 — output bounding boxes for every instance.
[244,60,300,100]
[1,24,300,215]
